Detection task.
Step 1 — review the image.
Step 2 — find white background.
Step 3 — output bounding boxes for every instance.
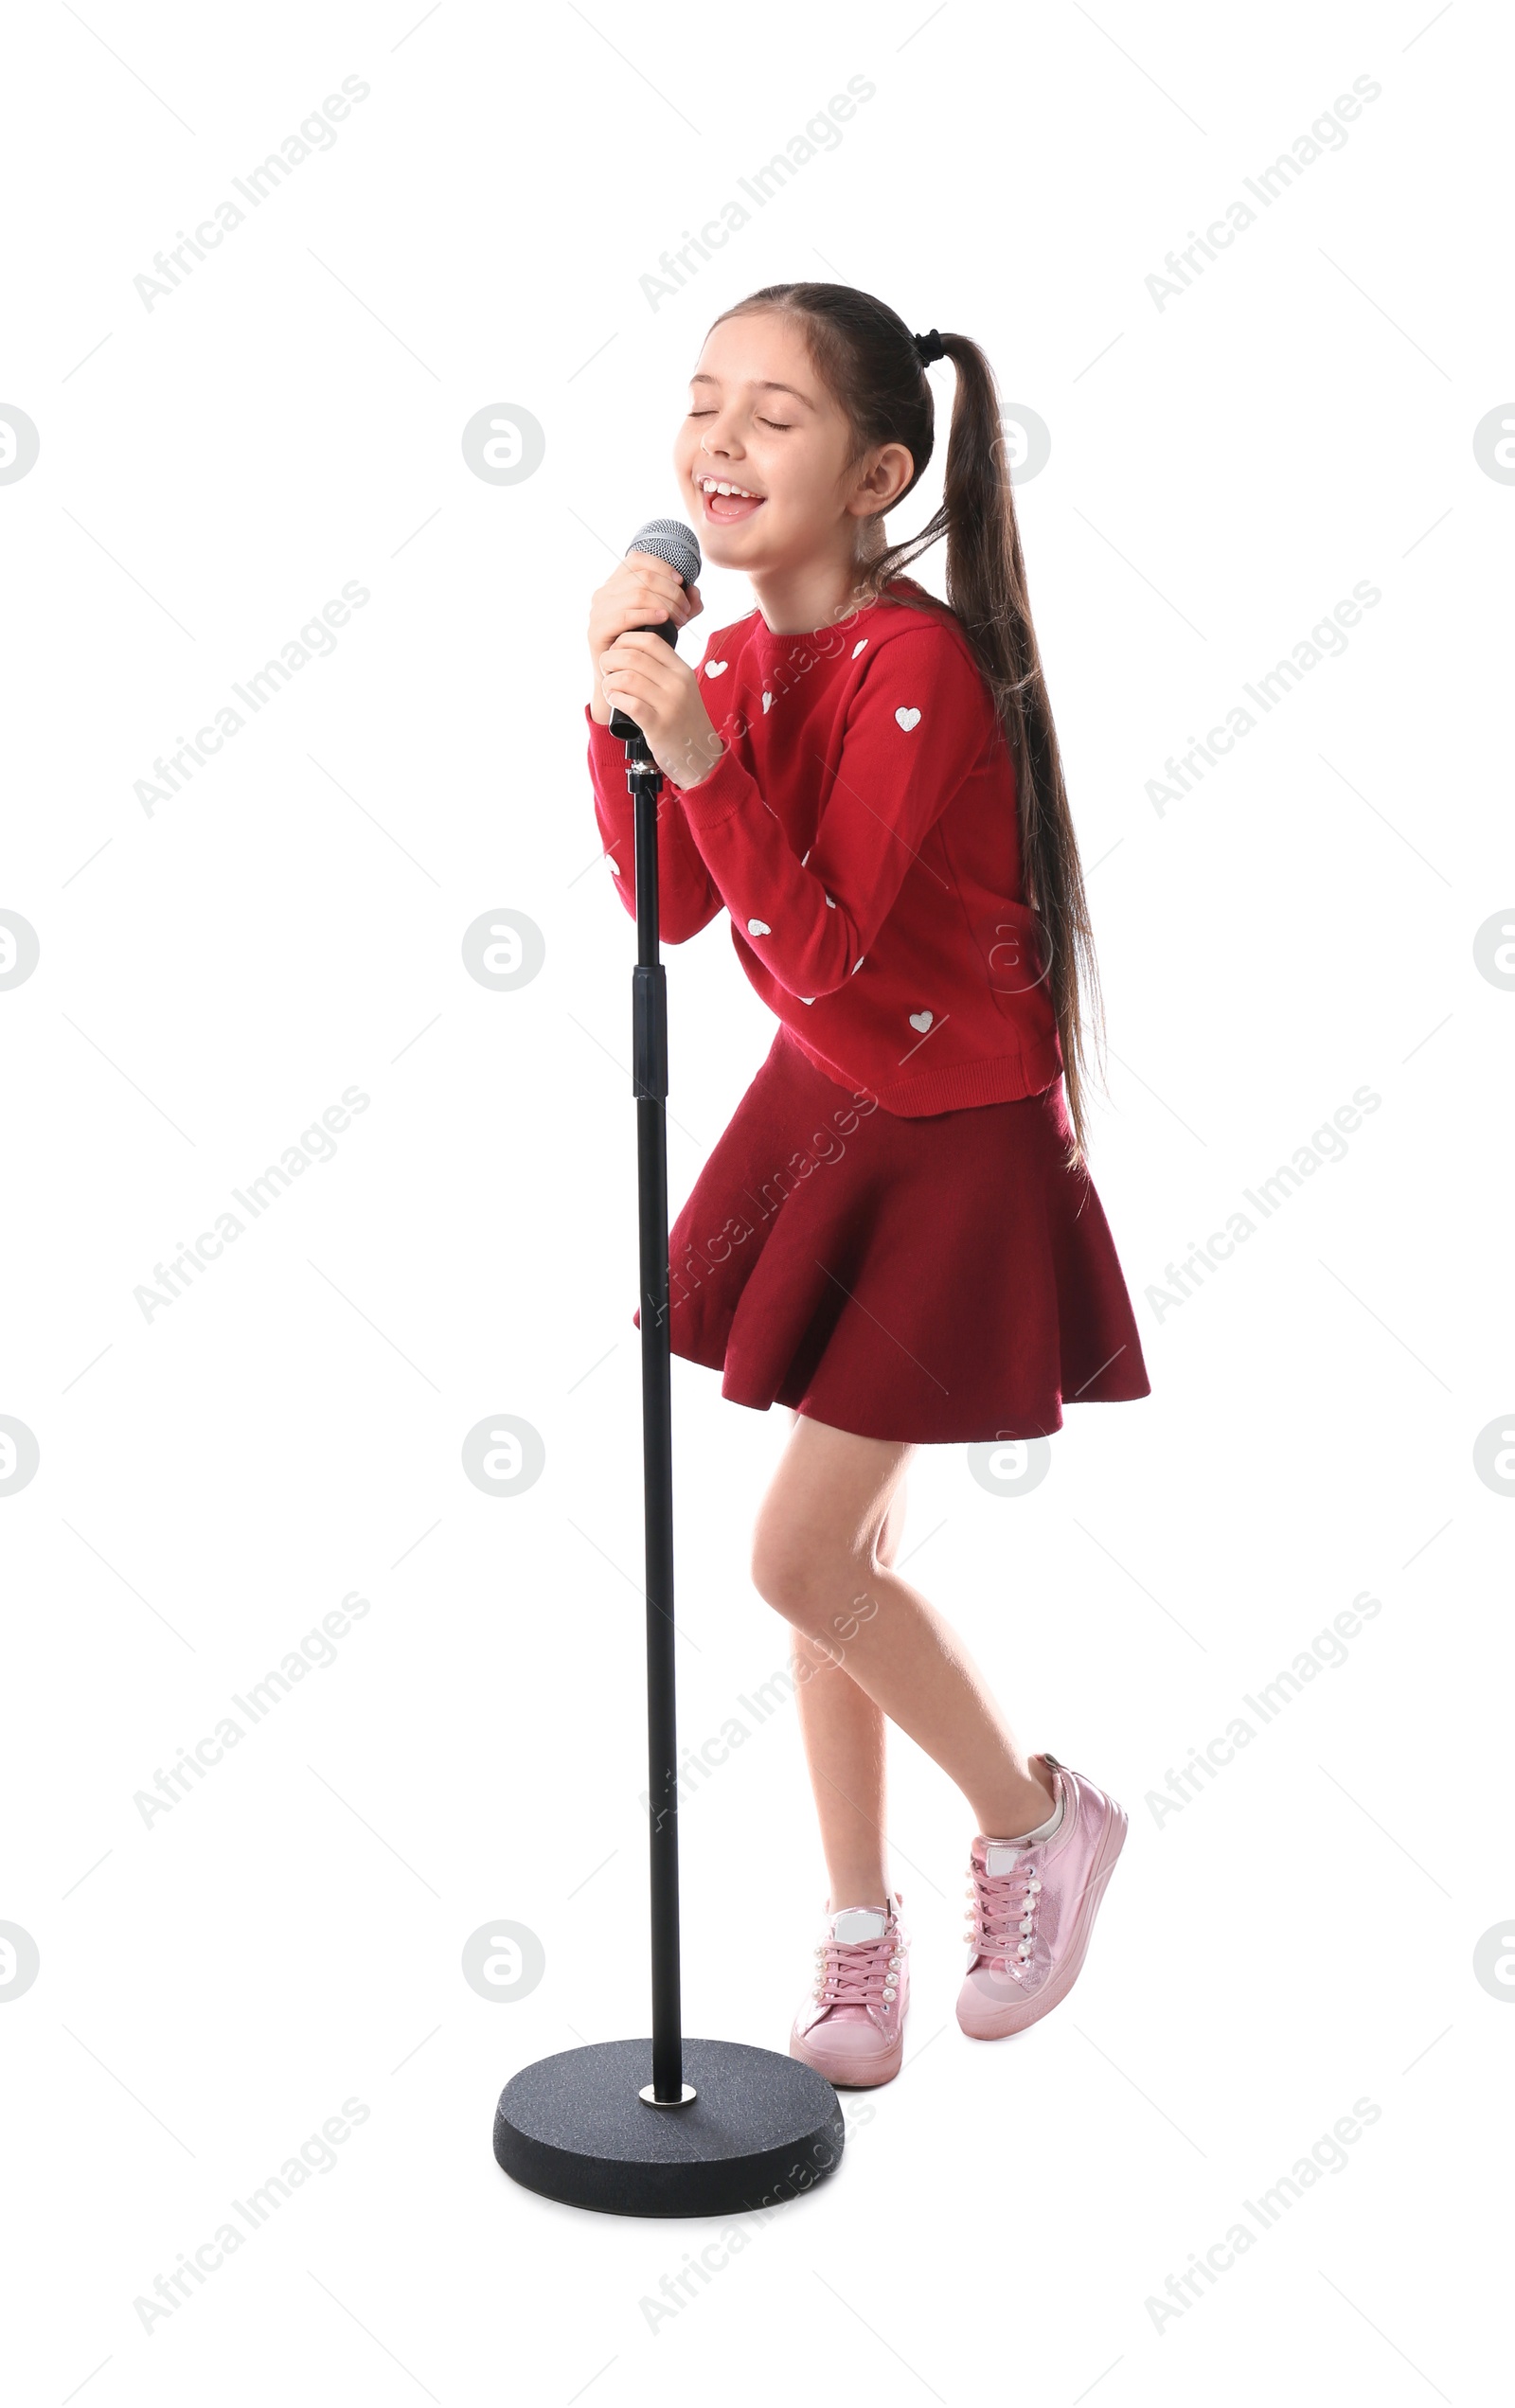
[2,2,1510,2400]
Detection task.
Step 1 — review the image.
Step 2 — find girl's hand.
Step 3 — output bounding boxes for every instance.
[587,551,703,727]
[596,631,726,788]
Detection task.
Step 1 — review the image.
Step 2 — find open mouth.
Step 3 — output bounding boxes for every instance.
[697,476,766,524]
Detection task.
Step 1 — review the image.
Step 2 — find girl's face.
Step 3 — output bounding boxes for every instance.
[673,311,913,575]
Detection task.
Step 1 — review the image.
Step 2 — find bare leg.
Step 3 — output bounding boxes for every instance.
[753,1413,1056,1848]
[790,1460,905,1912]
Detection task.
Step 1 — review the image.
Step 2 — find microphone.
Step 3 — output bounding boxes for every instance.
[610,517,703,743]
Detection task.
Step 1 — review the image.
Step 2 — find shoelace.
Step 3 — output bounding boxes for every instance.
[965,1860,1043,1976]
[811,1926,905,2017]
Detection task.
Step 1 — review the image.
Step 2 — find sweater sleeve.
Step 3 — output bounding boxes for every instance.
[585,705,723,944]
[668,625,998,999]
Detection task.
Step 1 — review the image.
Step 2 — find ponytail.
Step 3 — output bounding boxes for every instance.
[712,283,1105,1168]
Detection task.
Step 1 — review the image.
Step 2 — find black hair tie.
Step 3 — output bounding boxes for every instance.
[912,327,946,366]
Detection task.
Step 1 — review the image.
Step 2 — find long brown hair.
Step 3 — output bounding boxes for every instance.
[710,282,1105,1166]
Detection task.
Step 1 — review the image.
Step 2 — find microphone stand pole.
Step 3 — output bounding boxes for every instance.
[627,717,687,2106]
[492,700,847,2217]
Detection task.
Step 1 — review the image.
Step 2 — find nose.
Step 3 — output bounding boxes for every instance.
[698,410,743,461]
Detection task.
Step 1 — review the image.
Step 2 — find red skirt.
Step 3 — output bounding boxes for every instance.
[636,1026,1150,1445]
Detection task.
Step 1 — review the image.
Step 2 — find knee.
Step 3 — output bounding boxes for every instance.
[751,1518,838,1633]
[751,1513,879,1640]
[750,1516,816,1627]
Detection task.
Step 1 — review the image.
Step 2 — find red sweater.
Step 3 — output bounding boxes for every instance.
[586,577,1063,1115]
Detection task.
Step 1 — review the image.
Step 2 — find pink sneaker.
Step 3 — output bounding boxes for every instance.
[957,1754,1126,2041]
[790,1894,909,2088]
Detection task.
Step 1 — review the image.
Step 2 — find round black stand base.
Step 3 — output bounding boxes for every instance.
[494,2038,844,2220]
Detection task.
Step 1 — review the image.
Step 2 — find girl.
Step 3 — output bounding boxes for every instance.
[584,283,1149,2089]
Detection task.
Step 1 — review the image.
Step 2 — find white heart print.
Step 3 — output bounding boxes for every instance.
[704,660,728,678]
[896,706,921,731]
[762,691,774,713]
[909,1009,934,1032]
[747,918,772,936]
[852,639,868,659]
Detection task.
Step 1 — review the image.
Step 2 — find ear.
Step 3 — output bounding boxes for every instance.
[848,441,916,516]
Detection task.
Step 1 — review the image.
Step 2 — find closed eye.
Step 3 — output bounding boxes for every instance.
[686,409,792,431]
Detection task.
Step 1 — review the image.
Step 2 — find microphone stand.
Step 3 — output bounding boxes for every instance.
[492,675,847,2217]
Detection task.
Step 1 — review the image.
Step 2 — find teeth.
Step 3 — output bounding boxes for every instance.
[700,478,759,499]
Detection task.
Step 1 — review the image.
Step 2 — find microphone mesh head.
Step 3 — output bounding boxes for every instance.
[627,517,702,589]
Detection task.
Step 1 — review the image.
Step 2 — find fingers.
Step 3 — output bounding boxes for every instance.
[597,595,688,648]
[625,549,687,592]
[621,589,695,632]
[622,552,698,625]
[618,598,688,633]
[598,641,683,724]
[600,630,684,676]
[597,671,656,715]
[591,561,702,661]
[606,626,674,652]
[623,554,685,604]
[597,652,660,704]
